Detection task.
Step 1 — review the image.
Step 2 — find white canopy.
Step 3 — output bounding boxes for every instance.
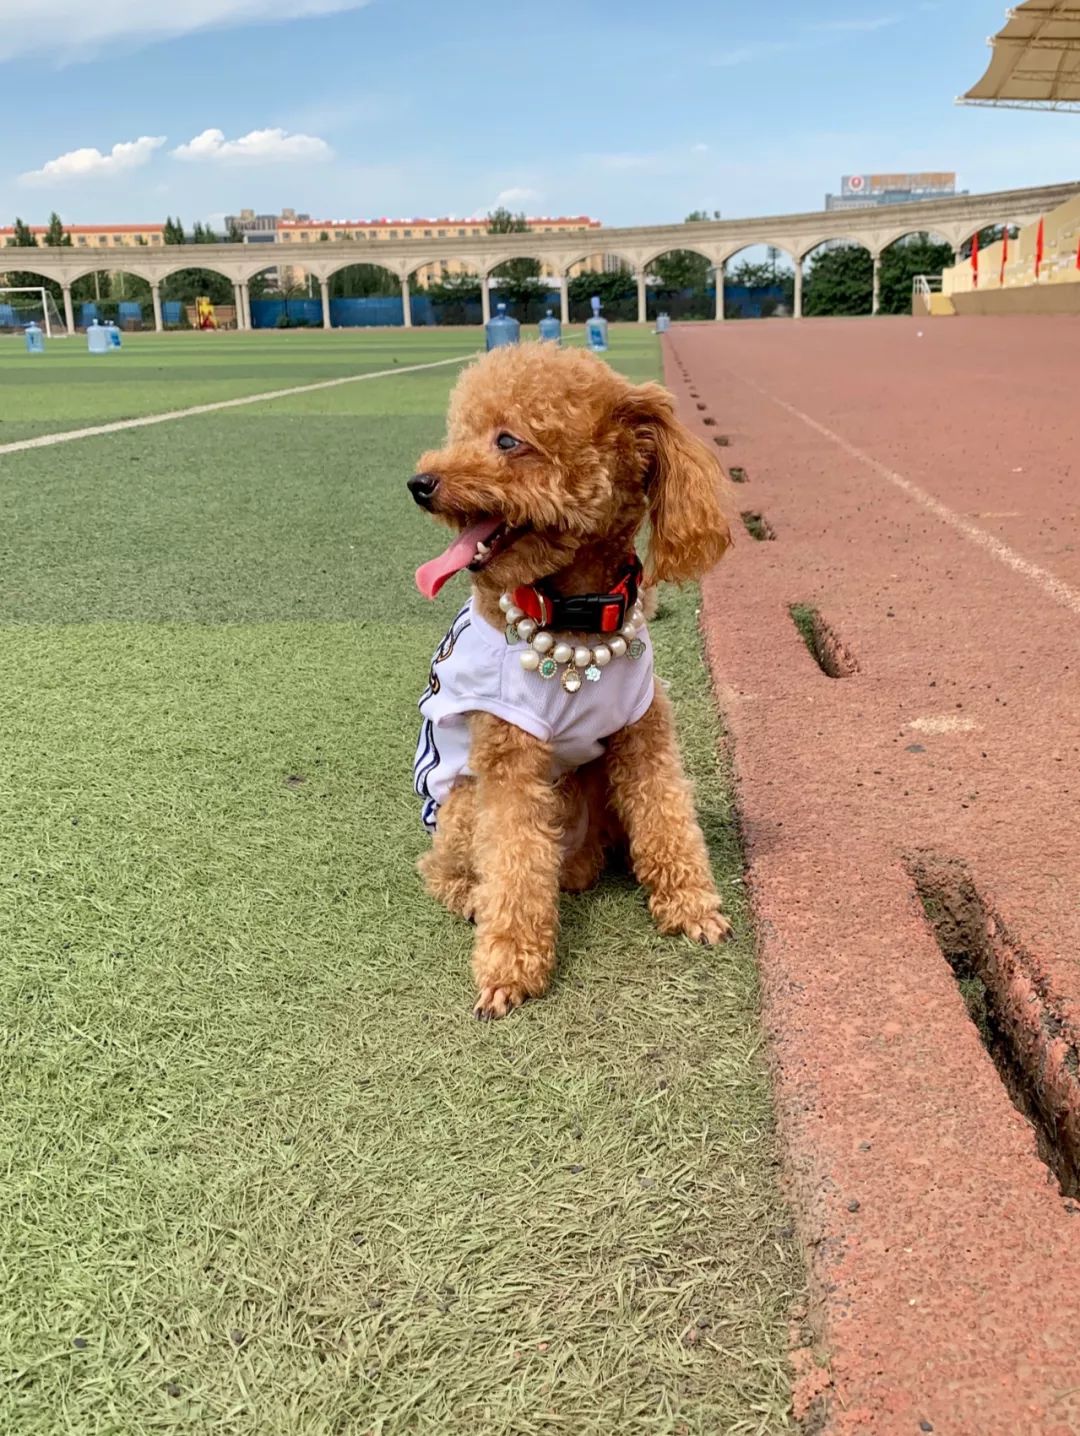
[961,0,1080,111]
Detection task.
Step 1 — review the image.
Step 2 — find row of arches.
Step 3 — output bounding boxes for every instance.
[2,223,1012,331]
[3,217,1020,294]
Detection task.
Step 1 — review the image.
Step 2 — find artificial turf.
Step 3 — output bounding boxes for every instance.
[0,327,802,1434]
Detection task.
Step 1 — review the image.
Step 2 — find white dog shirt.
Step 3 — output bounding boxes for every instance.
[414,598,655,832]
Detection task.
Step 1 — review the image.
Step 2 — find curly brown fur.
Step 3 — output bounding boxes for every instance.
[412,343,733,1016]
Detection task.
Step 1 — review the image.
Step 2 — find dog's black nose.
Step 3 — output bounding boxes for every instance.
[408,472,439,507]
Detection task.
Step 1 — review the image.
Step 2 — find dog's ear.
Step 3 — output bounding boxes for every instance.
[617,381,732,585]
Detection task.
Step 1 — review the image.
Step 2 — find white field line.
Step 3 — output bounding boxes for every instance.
[0,352,476,458]
[754,382,1080,623]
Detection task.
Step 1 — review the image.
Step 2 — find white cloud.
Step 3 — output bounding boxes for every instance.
[692,142,710,154]
[20,135,166,186]
[171,127,332,163]
[807,15,898,32]
[0,1,373,62]
[711,41,794,67]
[493,186,541,208]
[589,152,667,172]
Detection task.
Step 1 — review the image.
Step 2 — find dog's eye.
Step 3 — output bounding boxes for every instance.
[495,431,522,452]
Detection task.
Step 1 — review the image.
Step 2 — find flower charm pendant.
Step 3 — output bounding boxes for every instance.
[584,664,602,683]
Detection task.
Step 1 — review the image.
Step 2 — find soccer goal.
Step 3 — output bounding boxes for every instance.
[0,286,69,337]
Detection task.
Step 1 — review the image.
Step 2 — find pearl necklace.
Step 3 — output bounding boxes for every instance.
[498,591,647,694]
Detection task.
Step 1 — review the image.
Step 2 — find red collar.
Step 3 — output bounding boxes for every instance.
[511,556,642,635]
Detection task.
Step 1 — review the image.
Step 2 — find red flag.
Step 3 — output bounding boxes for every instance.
[971,228,979,288]
[1000,227,1009,286]
[1035,216,1045,279]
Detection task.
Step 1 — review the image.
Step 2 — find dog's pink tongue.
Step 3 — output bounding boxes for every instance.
[415,518,503,599]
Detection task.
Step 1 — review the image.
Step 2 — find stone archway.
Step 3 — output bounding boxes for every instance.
[320,258,409,329]
[799,237,876,317]
[483,254,557,328]
[717,243,797,321]
[403,256,485,326]
[641,246,717,323]
[876,229,958,314]
[555,250,636,325]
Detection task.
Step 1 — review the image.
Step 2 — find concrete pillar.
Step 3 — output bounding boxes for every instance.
[151,283,163,333]
[714,263,725,320]
[558,274,569,326]
[481,281,491,327]
[240,283,252,332]
[61,284,75,335]
[401,275,412,328]
[872,253,881,315]
[636,272,647,325]
[233,282,245,330]
[320,278,331,330]
[793,260,803,319]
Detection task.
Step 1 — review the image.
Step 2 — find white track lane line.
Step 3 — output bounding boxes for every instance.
[0,352,476,458]
[751,381,1080,623]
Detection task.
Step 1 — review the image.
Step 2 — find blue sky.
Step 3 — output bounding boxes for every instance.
[1,0,1076,231]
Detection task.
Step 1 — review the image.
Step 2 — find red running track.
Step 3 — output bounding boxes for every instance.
[664,317,1080,1436]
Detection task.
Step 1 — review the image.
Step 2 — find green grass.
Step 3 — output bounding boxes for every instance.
[0,328,801,1434]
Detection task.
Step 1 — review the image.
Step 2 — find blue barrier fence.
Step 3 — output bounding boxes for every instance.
[249,290,567,329]
[71,284,793,331]
[723,283,787,318]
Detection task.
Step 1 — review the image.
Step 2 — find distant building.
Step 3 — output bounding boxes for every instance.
[226,210,605,287]
[825,173,967,212]
[225,207,310,242]
[0,222,165,249]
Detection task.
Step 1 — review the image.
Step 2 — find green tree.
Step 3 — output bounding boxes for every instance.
[71,271,111,304]
[3,217,57,296]
[8,217,37,247]
[329,264,399,299]
[162,265,232,306]
[958,224,1014,261]
[487,207,528,235]
[878,235,954,315]
[649,248,709,291]
[227,219,243,243]
[424,271,482,322]
[319,231,330,242]
[160,220,230,304]
[728,260,776,289]
[487,207,541,297]
[647,211,722,295]
[44,211,70,247]
[803,245,873,316]
[567,268,637,321]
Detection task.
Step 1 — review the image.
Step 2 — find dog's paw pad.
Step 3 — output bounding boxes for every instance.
[473,985,525,1020]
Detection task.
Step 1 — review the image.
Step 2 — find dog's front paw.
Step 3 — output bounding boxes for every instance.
[651,891,732,946]
[473,984,527,1020]
[471,936,553,1018]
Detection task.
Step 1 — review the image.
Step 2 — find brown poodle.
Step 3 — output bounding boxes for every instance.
[409,342,732,1018]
